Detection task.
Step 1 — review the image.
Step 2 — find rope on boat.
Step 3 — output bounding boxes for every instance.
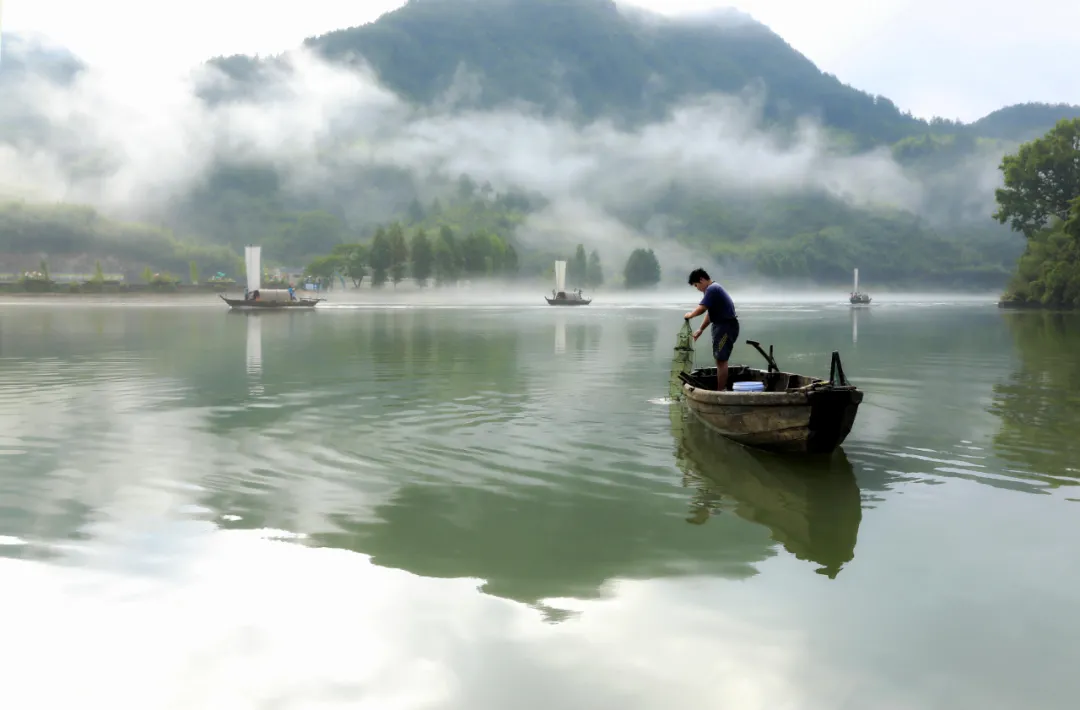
[669,320,696,401]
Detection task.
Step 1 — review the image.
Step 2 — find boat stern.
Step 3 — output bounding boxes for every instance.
[805,387,863,453]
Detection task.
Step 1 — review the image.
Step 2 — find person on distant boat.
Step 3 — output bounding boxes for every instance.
[684,268,739,392]
[288,285,296,301]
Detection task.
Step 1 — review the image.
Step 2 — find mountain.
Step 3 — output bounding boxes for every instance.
[969,103,1080,142]
[4,0,1080,288]
[293,0,1080,146]
[297,0,928,145]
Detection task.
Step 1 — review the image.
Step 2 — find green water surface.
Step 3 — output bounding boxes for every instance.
[0,297,1076,709]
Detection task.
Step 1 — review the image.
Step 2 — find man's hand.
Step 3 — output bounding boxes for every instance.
[693,328,703,341]
[684,311,696,320]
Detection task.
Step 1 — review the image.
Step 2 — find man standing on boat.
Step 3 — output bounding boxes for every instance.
[684,268,739,391]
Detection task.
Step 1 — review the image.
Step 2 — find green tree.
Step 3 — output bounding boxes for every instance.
[189,260,199,284]
[568,244,588,286]
[623,248,661,289]
[142,266,154,284]
[92,260,105,284]
[994,118,1080,238]
[461,232,493,277]
[331,243,368,286]
[486,232,506,274]
[503,243,519,276]
[433,226,461,286]
[387,222,410,286]
[411,229,434,286]
[369,227,392,287]
[39,259,50,283]
[1065,195,1080,239]
[586,249,603,287]
[304,254,342,290]
[406,199,426,223]
[1003,224,1080,307]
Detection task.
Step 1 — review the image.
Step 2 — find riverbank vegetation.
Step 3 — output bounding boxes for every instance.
[0,201,243,288]
[994,119,1080,308]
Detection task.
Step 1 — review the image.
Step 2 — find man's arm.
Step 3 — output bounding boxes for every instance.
[695,312,711,338]
[683,304,707,320]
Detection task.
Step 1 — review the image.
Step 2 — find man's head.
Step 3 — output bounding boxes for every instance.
[688,268,712,293]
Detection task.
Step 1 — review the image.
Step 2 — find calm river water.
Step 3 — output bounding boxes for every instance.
[0,294,1077,709]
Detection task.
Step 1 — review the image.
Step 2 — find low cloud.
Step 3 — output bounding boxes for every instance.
[0,39,1004,270]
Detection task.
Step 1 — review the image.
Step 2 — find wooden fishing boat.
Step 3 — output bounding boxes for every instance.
[222,244,325,310]
[545,259,591,306]
[849,267,871,305]
[546,290,592,306]
[678,340,862,454]
[219,294,324,310]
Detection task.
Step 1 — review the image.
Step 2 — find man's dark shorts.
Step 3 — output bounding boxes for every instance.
[711,320,739,362]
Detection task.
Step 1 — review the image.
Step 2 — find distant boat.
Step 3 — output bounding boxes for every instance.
[677,340,863,455]
[545,259,591,306]
[222,245,325,310]
[849,267,871,305]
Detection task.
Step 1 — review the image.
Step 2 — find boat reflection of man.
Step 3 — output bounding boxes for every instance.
[684,268,739,392]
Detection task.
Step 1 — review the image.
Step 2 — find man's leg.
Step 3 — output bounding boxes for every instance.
[712,325,738,391]
[715,360,729,391]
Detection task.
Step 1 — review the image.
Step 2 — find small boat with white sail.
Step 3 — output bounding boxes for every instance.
[221,245,325,310]
[545,260,591,306]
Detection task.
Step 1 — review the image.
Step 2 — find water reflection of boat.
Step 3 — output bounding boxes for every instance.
[246,310,262,377]
[671,406,862,578]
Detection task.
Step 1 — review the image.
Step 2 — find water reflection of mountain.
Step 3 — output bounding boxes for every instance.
[300,408,864,612]
[671,406,862,579]
[307,466,779,611]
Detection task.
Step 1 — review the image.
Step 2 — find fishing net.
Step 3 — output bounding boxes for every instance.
[669,320,696,401]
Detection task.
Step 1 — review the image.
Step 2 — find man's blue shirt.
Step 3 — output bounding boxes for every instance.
[700,282,736,327]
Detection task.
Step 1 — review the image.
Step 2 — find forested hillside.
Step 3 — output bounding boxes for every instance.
[3,1,1080,289]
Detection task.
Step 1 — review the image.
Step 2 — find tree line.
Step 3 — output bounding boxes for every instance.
[993,117,1080,307]
[303,222,520,288]
[303,227,668,290]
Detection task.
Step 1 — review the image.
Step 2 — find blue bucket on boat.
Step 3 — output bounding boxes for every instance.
[732,381,765,392]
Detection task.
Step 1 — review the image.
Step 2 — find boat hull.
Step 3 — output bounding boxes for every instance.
[681,368,862,454]
[545,298,591,306]
[220,294,324,309]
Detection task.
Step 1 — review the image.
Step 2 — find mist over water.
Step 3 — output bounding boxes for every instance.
[0,283,1002,310]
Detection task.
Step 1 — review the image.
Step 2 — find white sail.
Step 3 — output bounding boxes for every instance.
[554,260,566,293]
[245,245,262,293]
[853,267,859,293]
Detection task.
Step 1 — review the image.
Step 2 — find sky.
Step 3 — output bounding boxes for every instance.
[3,0,1079,122]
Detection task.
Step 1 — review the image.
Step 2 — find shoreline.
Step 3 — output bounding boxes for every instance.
[998,299,1078,311]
